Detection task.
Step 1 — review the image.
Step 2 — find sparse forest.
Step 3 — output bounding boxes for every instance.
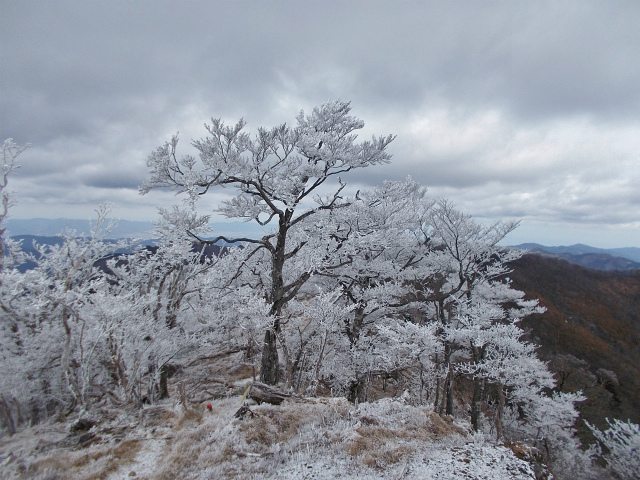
[1,105,638,479]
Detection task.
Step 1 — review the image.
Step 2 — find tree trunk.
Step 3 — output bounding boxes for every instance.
[439,342,454,416]
[61,307,83,408]
[434,353,441,410]
[471,376,483,432]
[347,305,365,345]
[260,329,279,385]
[348,376,366,404]
[0,232,4,274]
[445,367,454,416]
[158,364,171,399]
[0,394,16,435]
[470,345,485,432]
[495,382,505,440]
[260,213,290,386]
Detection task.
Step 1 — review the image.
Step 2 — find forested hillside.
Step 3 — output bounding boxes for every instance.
[509,254,640,435]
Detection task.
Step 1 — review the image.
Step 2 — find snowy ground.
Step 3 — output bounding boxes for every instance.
[1,394,539,480]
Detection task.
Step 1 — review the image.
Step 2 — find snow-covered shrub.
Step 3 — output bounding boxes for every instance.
[588,418,640,480]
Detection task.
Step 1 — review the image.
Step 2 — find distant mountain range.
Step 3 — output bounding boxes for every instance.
[513,243,640,271]
[5,218,264,241]
[6,218,640,271]
[5,218,156,239]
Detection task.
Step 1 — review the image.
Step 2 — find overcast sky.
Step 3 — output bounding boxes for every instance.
[2,1,639,247]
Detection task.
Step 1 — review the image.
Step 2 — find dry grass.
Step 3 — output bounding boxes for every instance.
[345,400,464,469]
[140,406,178,427]
[1,392,535,480]
[0,403,182,480]
[0,348,470,480]
[358,444,414,469]
[175,408,203,429]
[147,394,469,479]
[348,425,409,467]
[149,397,357,479]
[22,437,143,480]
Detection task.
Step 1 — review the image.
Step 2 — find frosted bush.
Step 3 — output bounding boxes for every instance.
[588,418,640,480]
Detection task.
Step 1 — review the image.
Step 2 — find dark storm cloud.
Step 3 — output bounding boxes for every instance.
[1,0,639,246]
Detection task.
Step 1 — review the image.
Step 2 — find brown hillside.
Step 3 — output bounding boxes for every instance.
[508,253,640,434]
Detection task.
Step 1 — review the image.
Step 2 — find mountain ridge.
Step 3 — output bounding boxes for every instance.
[513,243,640,270]
[5,218,155,239]
[5,217,264,241]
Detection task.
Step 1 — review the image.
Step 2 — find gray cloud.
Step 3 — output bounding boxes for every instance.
[1,0,639,247]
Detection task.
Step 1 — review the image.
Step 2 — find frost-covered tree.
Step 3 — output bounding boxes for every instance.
[587,418,640,480]
[306,179,429,400]
[0,203,233,427]
[0,139,29,432]
[322,179,426,344]
[0,139,29,271]
[413,200,522,416]
[97,203,269,405]
[230,178,431,398]
[401,201,590,478]
[140,100,394,384]
[0,205,130,424]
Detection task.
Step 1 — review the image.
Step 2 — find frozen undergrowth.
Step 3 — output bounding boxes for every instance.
[1,395,538,479]
[104,436,167,480]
